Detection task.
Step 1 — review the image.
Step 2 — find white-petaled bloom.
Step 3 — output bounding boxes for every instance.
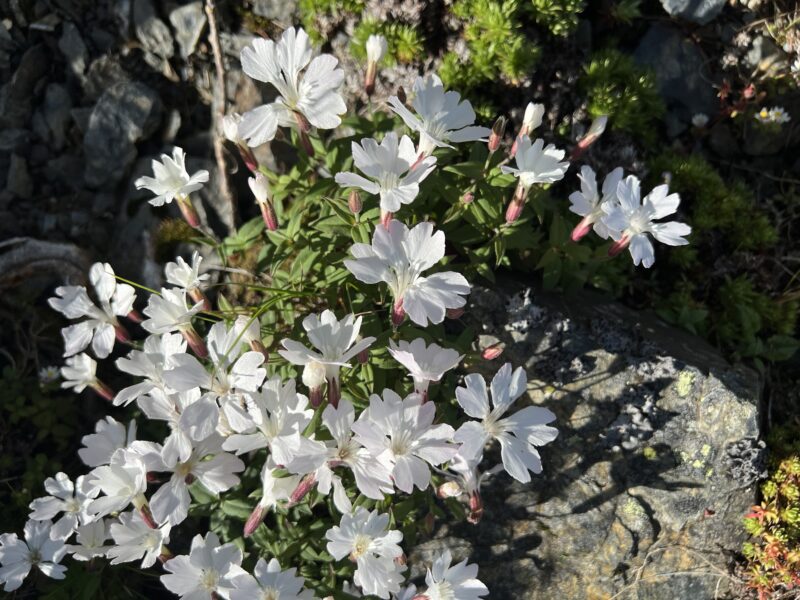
[455,363,558,483]
[500,135,568,188]
[134,147,209,207]
[366,34,388,64]
[601,175,691,268]
[284,399,394,513]
[107,511,170,568]
[423,550,489,600]
[238,27,346,146]
[165,251,209,294]
[567,166,623,241]
[222,112,243,143]
[141,288,204,335]
[244,459,302,537]
[161,532,247,600]
[691,113,709,128]
[352,389,457,493]
[325,507,405,599]
[231,558,315,600]
[522,102,545,133]
[38,365,60,384]
[114,333,187,406]
[78,416,137,468]
[60,353,98,393]
[440,452,503,524]
[48,262,136,358]
[87,448,148,518]
[222,376,313,463]
[388,338,462,399]
[29,473,99,540]
[278,310,375,407]
[755,106,791,124]
[248,172,270,205]
[344,220,470,327]
[133,435,244,527]
[66,520,110,561]
[0,520,68,591]
[388,74,491,156]
[335,132,437,214]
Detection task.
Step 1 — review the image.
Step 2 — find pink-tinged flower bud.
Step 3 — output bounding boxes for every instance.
[181,326,208,358]
[288,473,317,506]
[239,144,259,173]
[138,503,158,529]
[467,490,484,524]
[188,287,211,311]
[505,181,528,223]
[447,307,466,319]
[488,116,506,152]
[461,191,474,205]
[293,112,315,157]
[146,472,161,483]
[302,361,326,407]
[114,323,131,343]
[482,343,504,360]
[244,503,266,537]
[391,298,406,328]
[394,554,407,567]
[380,209,393,230]
[572,115,608,161]
[396,86,407,105]
[570,215,594,242]
[365,61,378,96]
[365,34,387,96]
[176,195,200,228]
[308,386,323,408]
[511,102,545,157]
[158,545,173,564]
[412,595,431,600]
[348,189,362,214]
[437,481,462,499]
[126,309,143,323]
[608,233,631,257]
[327,376,340,409]
[250,339,269,362]
[91,380,115,402]
[357,347,369,364]
[258,200,278,231]
[249,173,271,205]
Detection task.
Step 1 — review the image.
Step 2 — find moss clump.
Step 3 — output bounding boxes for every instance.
[528,0,585,37]
[297,0,366,43]
[580,49,664,142]
[440,0,539,90]
[350,19,424,65]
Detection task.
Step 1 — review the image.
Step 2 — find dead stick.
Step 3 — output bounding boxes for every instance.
[204,0,237,234]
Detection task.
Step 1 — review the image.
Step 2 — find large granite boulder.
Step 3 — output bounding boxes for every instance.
[412,285,762,599]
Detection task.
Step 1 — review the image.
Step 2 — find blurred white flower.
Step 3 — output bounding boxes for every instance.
[87,448,148,519]
[65,520,109,561]
[691,113,709,128]
[114,333,187,406]
[231,558,315,600]
[78,416,137,468]
[164,252,210,309]
[29,473,99,540]
[0,520,68,591]
[366,34,388,64]
[567,166,623,241]
[134,147,209,207]
[161,532,247,600]
[38,365,60,384]
[107,511,171,568]
[388,338,463,399]
[423,549,489,600]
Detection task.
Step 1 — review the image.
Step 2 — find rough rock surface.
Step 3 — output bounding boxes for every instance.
[659,0,726,24]
[412,285,762,599]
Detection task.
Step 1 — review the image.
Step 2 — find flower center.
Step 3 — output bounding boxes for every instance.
[261,589,279,600]
[200,568,219,591]
[350,534,372,559]
[429,580,456,600]
[379,172,401,191]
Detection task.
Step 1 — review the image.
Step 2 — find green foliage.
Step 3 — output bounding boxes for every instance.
[580,49,664,143]
[350,19,424,65]
[297,0,366,42]
[441,0,539,90]
[743,427,800,597]
[528,0,585,37]
[608,0,642,24]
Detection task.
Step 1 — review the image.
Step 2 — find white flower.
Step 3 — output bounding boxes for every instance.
[231,558,315,600]
[165,251,209,293]
[161,532,247,600]
[29,473,99,540]
[60,353,98,393]
[388,338,462,398]
[423,550,488,600]
[38,365,60,384]
[455,363,558,483]
[567,166,623,241]
[278,310,375,405]
[366,34,388,64]
[141,288,204,335]
[0,520,68,591]
[114,333,187,406]
[388,74,491,156]
[248,173,271,204]
[133,435,244,526]
[500,136,568,188]
[344,220,470,327]
[222,112,243,143]
[79,416,137,468]
[87,448,148,518]
[48,262,136,358]
[325,507,405,599]
[107,511,170,567]
[66,520,110,561]
[352,389,457,493]
[755,106,791,124]
[238,27,346,146]
[522,102,545,133]
[335,132,437,214]
[134,147,209,207]
[691,113,709,128]
[601,175,691,268]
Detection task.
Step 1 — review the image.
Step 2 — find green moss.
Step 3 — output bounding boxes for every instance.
[350,20,424,65]
[297,0,366,42]
[580,49,664,143]
[528,0,585,37]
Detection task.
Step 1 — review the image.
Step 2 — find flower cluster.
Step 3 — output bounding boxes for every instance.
[754,105,791,125]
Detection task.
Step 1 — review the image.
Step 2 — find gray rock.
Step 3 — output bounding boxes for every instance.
[58,22,88,78]
[84,55,130,101]
[42,83,73,150]
[7,154,33,199]
[745,36,786,77]
[634,25,718,130]
[252,0,298,24]
[133,0,174,60]
[0,45,49,129]
[411,285,761,600]
[659,0,725,24]
[83,81,162,189]
[0,129,31,152]
[169,2,206,58]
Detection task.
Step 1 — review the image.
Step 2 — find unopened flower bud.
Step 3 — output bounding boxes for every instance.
[244,503,266,537]
[137,502,158,530]
[365,34,387,96]
[289,474,316,506]
[249,173,270,205]
[396,86,407,105]
[181,326,208,358]
[570,215,594,242]
[222,112,243,143]
[357,346,369,364]
[158,545,173,564]
[380,209,393,230]
[608,233,631,257]
[348,189,362,214]
[391,298,406,328]
[126,309,144,323]
[522,102,545,132]
[188,287,211,311]
[176,195,200,228]
[114,323,131,343]
[482,343,504,360]
[259,200,279,231]
[461,192,474,205]
[467,491,484,524]
[327,376,341,409]
[488,116,506,152]
[572,115,608,160]
[743,84,756,99]
[394,554,407,567]
[91,380,115,402]
[437,481,462,498]
[303,362,326,407]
